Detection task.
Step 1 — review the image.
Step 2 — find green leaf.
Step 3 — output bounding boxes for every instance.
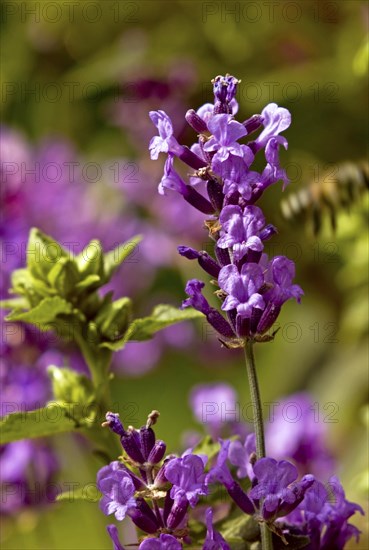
[95,296,132,341]
[5,296,73,325]
[0,297,28,309]
[75,274,101,292]
[48,366,94,405]
[100,304,204,351]
[0,405,80,444]
[56,485,100,503]
[103,235,142,282]
[126,305,204,341]
[47,258,80,296]
[76,240,104,279]
[219,512,260,545]
[27,228,69,279]
[192,436,221,462]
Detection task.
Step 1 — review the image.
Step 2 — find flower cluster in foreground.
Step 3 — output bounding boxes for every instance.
[149,74,303,345]
[97,410,362,549]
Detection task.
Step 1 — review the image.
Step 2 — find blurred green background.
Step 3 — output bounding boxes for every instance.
[1,0,368,548]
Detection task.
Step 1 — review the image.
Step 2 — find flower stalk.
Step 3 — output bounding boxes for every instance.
[244,340,273,550]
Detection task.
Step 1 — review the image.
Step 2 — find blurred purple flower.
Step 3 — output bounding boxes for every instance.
[265,393,335,478]
[189,382,238,439]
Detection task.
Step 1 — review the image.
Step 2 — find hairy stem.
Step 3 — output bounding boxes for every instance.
[244,341,273,550]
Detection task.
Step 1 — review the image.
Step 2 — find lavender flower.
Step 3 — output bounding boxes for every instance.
[249,457,314,522]
[228,433,256,480]
[182,280,235,339]
[150,74,299,344]
[206,440,254,514]
[204,114,248,163]
[165,454,208,507]
[149,111,182,160]
[218,263,265,318]
[217,205,266,261]
[97,462,137,520]
[139,534,183,549]
[250,103,291,153]
[286,477,364,549]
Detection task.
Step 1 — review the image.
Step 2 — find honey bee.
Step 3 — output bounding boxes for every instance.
[280,160,369,235]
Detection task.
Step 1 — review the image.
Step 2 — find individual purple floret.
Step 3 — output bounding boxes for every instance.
[149,110,182,160]
[106,525,125,550]
[97,462,137,521]
[228,433,256,481]
[139,533,183,549]
[249,102,291,153]
[249,457,314,522]
[217,205,266,262]
[206,440,254,514]
[182,279,235,339]
[165,454,208,507]
[218,263,265,318]
[203,507,231,550]
[106,525,183,550]
[257,256,303,334]
[204,114,248,164]
[178,247,220,278]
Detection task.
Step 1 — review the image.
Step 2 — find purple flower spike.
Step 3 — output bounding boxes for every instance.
[139,534,182,550]
[165,454,208,507]
[219,264,265,319]
[107,524,125,550]
[203,507,231,550]
[218,205,266,261]
[97,462,136,521]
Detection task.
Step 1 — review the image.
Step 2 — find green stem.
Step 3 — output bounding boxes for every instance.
[243,341,273,550]
[74,332,121,457]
